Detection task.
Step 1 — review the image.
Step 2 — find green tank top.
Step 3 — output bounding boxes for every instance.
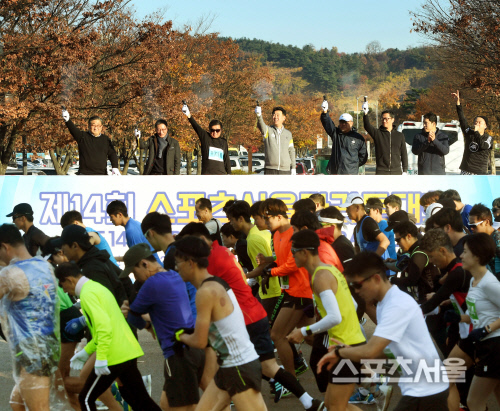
[311,265,365,346]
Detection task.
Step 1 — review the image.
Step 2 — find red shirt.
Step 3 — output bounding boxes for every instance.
[208,242,267,325]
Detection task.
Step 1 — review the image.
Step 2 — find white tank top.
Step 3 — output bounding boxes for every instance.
[204,277,259,367]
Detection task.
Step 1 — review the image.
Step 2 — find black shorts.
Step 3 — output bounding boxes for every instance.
[281,293,313,310]
[246,318,275,362]
[60,306,84,343]
[474,336,500,379]
[15,334,59,377]
[329,342,365,385]
[164,347,205,407]
[393,388,449,411]
[214,359,262,397]
[457,336,476,361]
[260,295,282,323]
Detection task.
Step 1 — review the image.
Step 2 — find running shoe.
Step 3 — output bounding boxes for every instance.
[96,400,107,410]
[374,384,393,411]
[306,399,324,411]
[349,388,375,404]
[295,355,309,376]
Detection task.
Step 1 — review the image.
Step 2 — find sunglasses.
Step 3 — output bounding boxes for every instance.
[349,273,376,290]
[12,214,24,220]
[291,247,316,255]
[210,128,221,133]
[469,220,485,228]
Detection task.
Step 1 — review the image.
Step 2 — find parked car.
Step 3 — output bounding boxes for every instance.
[296,161,308,175]
[297,157,315,174]
[240,159,265,173]
[230,157,242,172]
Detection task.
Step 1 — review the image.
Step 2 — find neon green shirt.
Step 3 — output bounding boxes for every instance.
[247,225,281,299]
[57,286,73,311]
[81,280,143,365]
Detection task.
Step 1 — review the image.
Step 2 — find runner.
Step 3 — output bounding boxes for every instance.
[6,203,49,256]
[365,198,397,261]
[439,189,473,232]
[309,194,327,214]
[250,201,269,231]
[429,207,466,257]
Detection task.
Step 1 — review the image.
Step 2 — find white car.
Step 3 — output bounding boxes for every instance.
[230,156,242,172]
[240,158,265,173]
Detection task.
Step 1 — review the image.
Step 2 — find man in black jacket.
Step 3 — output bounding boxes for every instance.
[452,90,493,175]
[320,99,367,175]
[136,119,181,175]
[412,112,449,175]
[62,109,119,175]
[362,103,408,175]
[182,103,231,175]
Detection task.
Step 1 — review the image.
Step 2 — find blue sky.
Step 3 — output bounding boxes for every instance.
[132,0,429,53]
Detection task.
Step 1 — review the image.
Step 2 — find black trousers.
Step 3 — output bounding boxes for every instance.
[264,168,291,175]
[79,358,161,411]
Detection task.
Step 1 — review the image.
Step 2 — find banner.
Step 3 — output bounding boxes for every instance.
[0,175,498,258]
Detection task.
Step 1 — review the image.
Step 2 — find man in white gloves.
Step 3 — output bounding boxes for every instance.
[54,262,161,411]
[255,104,296,175]
[62,109,120,175]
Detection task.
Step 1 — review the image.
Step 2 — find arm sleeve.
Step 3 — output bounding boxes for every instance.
[477,134,493,150]
[288,138,295,170]
[420,269,465,314]
[456,105,469,135]
[362,218,382,242]
[271,248,301,277]
[391,254,427,288]
[363,114,377,139]
[400,135,408,172]
[257,115,269,139]
[138,137,149,150]
[127,313,146,329]
[483,279,500,310]
[358,139,368,167]
[65,119,84,143]
[412,134,429,155]
[224,143,231,174]
[188,116,209,147]
[82,293,113,361]
[320,113,337,138]
[33,230,50,248]
[305,289,342,335]
[432,133,450,155]
[107,138,119,168]
[129,282,153,315]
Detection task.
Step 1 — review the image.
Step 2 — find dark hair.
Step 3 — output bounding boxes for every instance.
[0,224,24,246]
[309,193,326,207]
[291,229,319,256]
[290,211,322,231]
[250,201,264,217]
[141,212,172,235]
[195,198,212,212]
[344,251,388,281]
[423,112,438,124]
[272,106,286,116]
[24,214,34,223]
[88,116,102,125]
[438,198,456,210]
[469,203,493,225]
[381,110,395,119]
[492,197,500,210]
[226,201,251,223]
[292,199,316,214]
[473,116,488,128]
[262,198,288,218]
[432,208,463,232]
[220,223,240,239]
[54,262,82,282]
[319,206,344,230]
[393,221,419,238]
[155,119,168,129]
[175,236,210,268]
[208,119,222,130]
[384,194,402,209]
[60,210,83,228]
[440,189,461,202]
[463,233,496,266]
[106,200,128,217]
[420,228,454,253]
[177,222,211,241]
[141,255,158,265]
[222,200,236,215]
[366,197,384,211]
[420,191,442,208]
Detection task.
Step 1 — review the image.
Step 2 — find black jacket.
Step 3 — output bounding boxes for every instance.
[456,105,493,175]
[65,120,118,175]
[363,114,408,175]
[320,113,367,175]
[411,128,449,175]
[139,133,181,175]
[188,117,231,175]
[76,247,132,306]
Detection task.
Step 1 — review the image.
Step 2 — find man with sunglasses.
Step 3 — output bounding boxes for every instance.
[182,104,231,175]
[318,252,449,411]
[362,103,408,175]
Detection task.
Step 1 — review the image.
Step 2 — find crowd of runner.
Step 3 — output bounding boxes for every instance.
[0,189,500,411]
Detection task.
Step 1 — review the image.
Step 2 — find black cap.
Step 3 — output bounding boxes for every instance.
[61,225,91,247]
[476,115,488,127]
[121,243,153,278]
[6,203,33,218]
[385,210,409,232]
[41,237,63,259]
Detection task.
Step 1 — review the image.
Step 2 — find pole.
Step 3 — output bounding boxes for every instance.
[356,97,359,130]
[376,102,379,129]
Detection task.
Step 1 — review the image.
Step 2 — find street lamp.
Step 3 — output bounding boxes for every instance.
[355,95,367,130]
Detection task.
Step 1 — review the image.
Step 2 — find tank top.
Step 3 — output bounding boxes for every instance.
[311,265,365,346]
[202,277,259,367]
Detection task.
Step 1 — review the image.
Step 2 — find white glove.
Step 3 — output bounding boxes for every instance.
[362,102,369,115]
[111,168,121,176]
[62,110,70,122]
[134,128,141,138]
[402,172,408,176]
[291,169,297,176]
[70,349,90,370]
[182,104,190,117]
[255,106,262,116]
[321,100,328,112]
[94,359,111,376]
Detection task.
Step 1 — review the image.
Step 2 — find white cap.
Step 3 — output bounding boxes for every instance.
[339,192,364,208]
[425,202,443,222]
[339,113,353,122]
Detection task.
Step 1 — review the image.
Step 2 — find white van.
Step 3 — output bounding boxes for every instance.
[397,118,464,174]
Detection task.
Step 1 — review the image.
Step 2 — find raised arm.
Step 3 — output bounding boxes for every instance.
[363,113,377,139]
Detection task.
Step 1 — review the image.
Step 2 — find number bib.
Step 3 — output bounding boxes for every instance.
[208,147,224,162]
[465,296,479,327]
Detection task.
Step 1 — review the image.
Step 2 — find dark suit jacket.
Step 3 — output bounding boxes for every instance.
[139,133,181,175]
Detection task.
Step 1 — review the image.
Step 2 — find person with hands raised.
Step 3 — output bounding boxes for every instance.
[452,90,493,175]
[61,109,120,175]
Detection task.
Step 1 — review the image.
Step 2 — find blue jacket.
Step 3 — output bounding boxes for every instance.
[412,128,449,175]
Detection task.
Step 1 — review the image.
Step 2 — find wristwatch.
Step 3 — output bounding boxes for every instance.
[335,344,346,358]
[305,326,313,336]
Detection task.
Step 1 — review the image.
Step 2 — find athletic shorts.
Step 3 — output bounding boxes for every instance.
[164,347,205,407]
[281,293,313,310]
[329,342,365,385]
[214,359,262,397]
[393,388,449,411]
[457,336,476,361]
[14,334,59,377]
[246,317,275,362]
[260,295,282,322]
[474,336,500,379]
[60,306,84,343]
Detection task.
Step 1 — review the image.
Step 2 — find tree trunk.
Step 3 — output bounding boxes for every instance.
[491,148,497,175]
[186,151,192,175]
[196,144,202,175]
[49,148,74,175]
[248,149,252,174]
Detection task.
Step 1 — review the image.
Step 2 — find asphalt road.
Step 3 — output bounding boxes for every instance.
[1,319,499,410]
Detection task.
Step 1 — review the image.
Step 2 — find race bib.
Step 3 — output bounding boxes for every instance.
[208,147,224,162]
[466,296,479,327]
[280,276,289,290]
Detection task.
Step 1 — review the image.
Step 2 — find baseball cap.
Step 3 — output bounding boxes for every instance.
[121,243,153,278]
[6,203,33,218]
[61,225,91,246]
[425,203,443,222]
[339,192,364,208]
[339,113,354,122]
[41,237,63,260]
[385,210,409,232]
